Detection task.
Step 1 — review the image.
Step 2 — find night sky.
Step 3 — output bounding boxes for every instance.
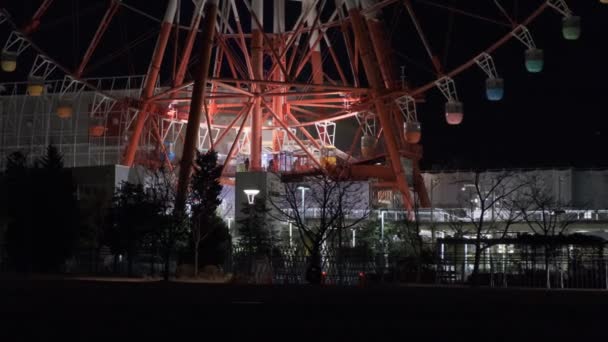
[2,1,607,170]
[397,1,608,170]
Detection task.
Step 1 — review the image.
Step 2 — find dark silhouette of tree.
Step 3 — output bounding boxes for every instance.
[270,173,368,285]
[449,171,525,286]
[189,150,223,277]
[3,146,79,273]
[105,182,156,276]
[237,197,273,259]
[37,144,64,169]
[79,187,113,273]
[146,168,189,280]
[3,151,32,272]
[196,214,231,268]
[517,175,579,289]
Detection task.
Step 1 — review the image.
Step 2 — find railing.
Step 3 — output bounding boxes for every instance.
[436,243,608,289]
[278,208,608,223]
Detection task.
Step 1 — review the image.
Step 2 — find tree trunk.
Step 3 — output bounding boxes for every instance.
[471,241,482,286]
[127,250,134,277]
[194,240,200,278]
[193,221,200,278]
[149,247,155,277]
[337,229,343,285]
[113,254,119,274]
[306,246,323,285]
[545,245,551,289]
[415,237,423,283]
[164,248,170,281]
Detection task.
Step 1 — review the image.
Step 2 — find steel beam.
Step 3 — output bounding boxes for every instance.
[349,8,414,213]
[175,0,219,212]
[123,0,178,166]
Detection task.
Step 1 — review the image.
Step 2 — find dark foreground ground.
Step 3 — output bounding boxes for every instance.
[0,276,606,340]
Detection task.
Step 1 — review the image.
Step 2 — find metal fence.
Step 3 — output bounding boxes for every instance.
[230,246,380,285]
[2,241,608,289]
[436,240,608,289]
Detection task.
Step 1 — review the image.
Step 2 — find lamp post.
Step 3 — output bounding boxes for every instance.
[297,185,310,222]
[380,210,389,269]
[243,189,259,280]
[460,183,476,278]
[226,217,233,231]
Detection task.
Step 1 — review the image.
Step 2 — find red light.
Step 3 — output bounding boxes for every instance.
[359,272,365,278]
[322,271,327,276]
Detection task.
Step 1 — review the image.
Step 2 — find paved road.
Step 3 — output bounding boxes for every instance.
[0,277,606,339]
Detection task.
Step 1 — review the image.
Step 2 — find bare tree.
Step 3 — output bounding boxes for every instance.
[449,171,526,286]
[269,173,369,284]
[517,175,579,289]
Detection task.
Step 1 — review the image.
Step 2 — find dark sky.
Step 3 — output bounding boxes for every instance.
[396,1,608,170]
[2,1,607,170]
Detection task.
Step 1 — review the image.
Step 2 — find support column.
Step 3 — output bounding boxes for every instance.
[249,0,264,171]
[123,0,178,166]
[175,0,219,212]
[174,2,204,86]
[367,18,397,90]
[349,8,414,213]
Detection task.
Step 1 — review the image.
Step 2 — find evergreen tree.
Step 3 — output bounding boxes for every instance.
[196,214,231,268]
[189,150,223,276]
[105,182,157,276]
[3,152,32,271]
[37,144,64,169]
[237,197,273,258]
[4,146,79,272]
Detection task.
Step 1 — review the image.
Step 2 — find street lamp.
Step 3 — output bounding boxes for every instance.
[226,217,233,231]
[379,211,390,269]
[297,185,310,220]
[243,189,260,280]
[244,189,260,205]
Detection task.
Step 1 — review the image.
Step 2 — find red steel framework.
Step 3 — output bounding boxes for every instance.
[2,0,574,213]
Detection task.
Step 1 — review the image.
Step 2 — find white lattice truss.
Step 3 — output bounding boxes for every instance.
[511,25,537,49]
[2,31,29,56]
[315,121,336,147]
[474,53,500,79]
[198,126,219,150]
[395,95,418,123]
[91,92,116,120]
[29,54,57,81]
[435,76,459,101]
[547,0,573,17]
[0,10,8,25]
[355,111,376,136]
[237,129,251,155]
[58,76,86,101]
[280,127,298,152]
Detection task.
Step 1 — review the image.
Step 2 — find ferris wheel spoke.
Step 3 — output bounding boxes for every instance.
[85,28,159,76]
[403,0,442,75]
[493,0,518,27]
[414,0,512,28]
[75,0,121,78]
[22,0,54,35]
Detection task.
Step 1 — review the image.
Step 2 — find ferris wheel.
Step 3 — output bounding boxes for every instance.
[0,0,588,212]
